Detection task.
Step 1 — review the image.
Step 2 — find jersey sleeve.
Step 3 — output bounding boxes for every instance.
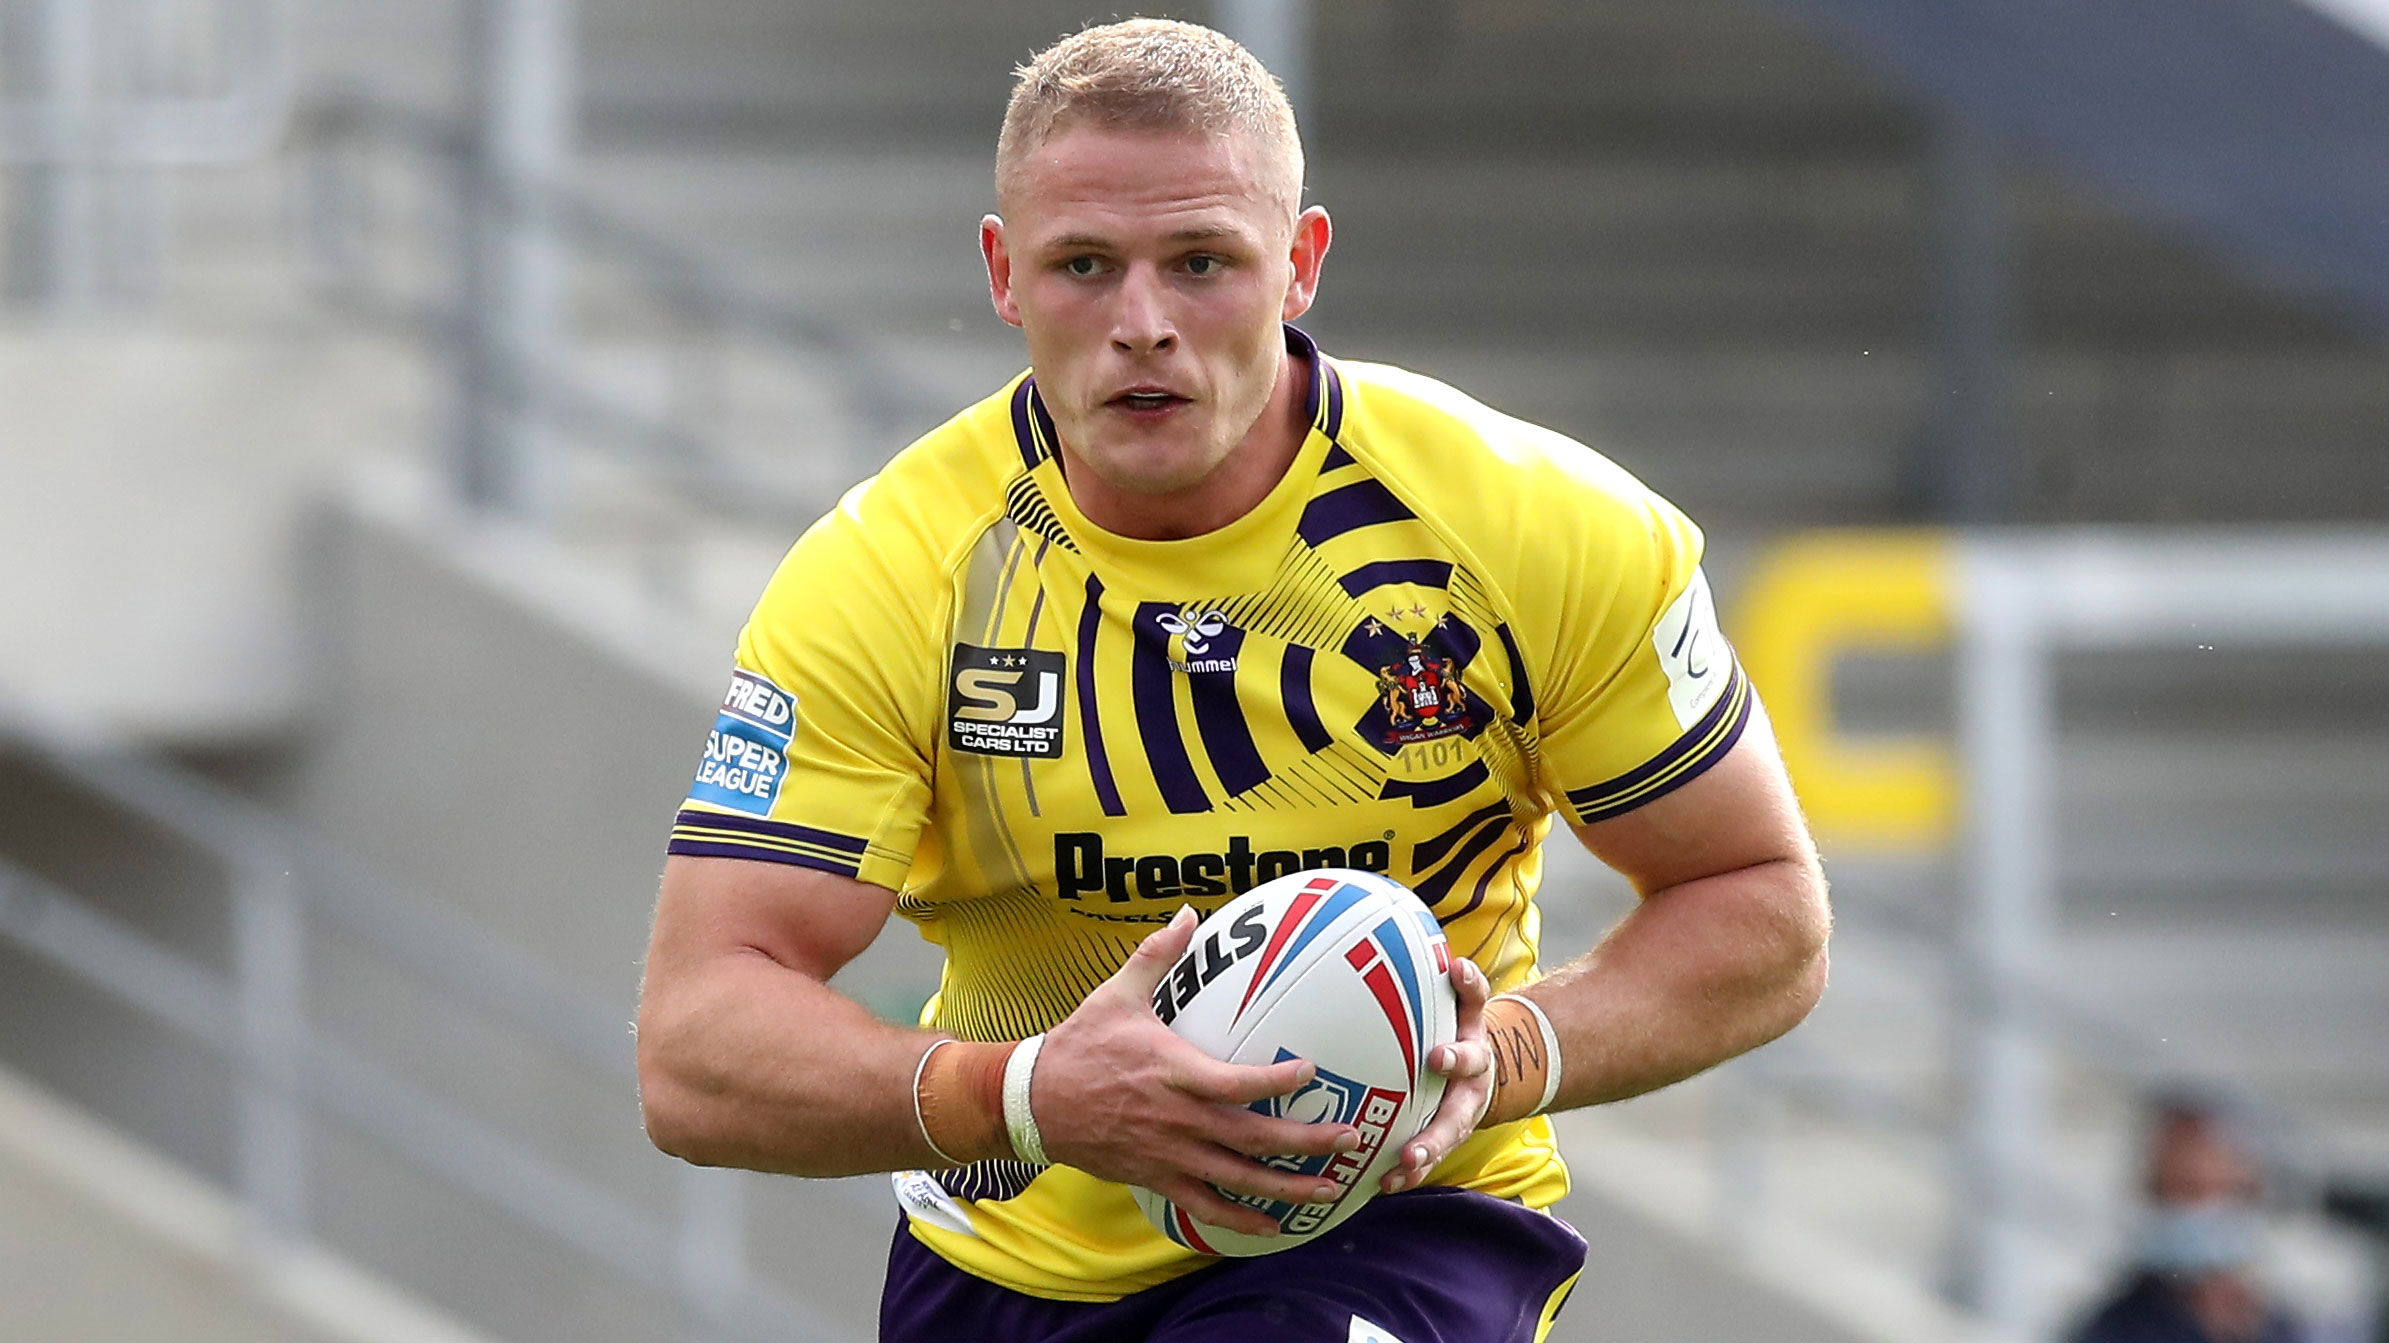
[666,486,942,890]
[1502,427,1754,828]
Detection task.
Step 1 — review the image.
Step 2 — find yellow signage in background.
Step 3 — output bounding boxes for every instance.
[1732,531,1956,852]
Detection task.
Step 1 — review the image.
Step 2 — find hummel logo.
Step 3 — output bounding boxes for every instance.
[1155,608,1231,655]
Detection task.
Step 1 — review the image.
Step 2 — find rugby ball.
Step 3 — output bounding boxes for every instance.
[1133,869,1457,1256]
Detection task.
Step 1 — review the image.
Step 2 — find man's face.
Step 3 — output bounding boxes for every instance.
[2151,1116,2260,1207]
[982,127,1328,499]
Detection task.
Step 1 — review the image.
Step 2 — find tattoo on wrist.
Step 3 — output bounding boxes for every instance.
[1481,994,1562,1126]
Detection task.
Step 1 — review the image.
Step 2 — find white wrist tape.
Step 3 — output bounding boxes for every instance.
[1002,1033,1049,1165]
[912,1038,961,1166]
[1491,992,1565,1117]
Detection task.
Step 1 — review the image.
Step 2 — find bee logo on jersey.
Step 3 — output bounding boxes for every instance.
[948,644,1066,758]
[691,670,796,816]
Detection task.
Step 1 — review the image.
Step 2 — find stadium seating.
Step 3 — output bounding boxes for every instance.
[1,0,2384,1339]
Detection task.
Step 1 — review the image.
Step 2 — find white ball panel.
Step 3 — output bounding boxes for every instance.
[1132,869,1457,1257]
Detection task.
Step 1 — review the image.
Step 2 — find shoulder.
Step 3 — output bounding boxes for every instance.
[754,378,1023,621]
[2069,1276,2182,1343]
[1334,358,1691,557]
[1331,357,1702,614]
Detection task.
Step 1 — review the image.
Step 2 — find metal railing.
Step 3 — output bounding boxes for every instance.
[1,0,291,307]
[0,714,865,1343]
[0,0,288,164]
[289,92,939,535]
[1692,532,2389,1337]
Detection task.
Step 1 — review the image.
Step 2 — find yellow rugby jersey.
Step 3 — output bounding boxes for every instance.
[668,327,1752,1301]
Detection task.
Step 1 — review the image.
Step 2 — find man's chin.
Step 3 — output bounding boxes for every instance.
[1074,438,1225,498]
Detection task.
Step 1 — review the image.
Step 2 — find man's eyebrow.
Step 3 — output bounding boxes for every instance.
[1039,225,1245,250]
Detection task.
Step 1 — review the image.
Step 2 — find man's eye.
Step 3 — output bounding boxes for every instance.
[1064,256,1101,276]
[1185,255,1220,276]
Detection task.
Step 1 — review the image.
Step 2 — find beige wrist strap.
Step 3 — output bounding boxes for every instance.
[913,1036,1016,1166]
[1481,993,1564,1126]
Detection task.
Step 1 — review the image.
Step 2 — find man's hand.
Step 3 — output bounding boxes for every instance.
[1033,907,1364,1238]
[1380,955,1492,1193]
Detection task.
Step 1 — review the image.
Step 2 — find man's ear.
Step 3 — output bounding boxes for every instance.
[982,215,1023,329]
[1281,206,1333,322]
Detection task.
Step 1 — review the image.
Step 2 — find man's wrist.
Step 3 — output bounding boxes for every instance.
[1480,993,1564,1127]
[914,1037,1018,1165]
[1000,1034,1050,1164]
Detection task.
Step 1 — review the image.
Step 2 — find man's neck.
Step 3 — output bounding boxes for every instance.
[1059,348,1312,542]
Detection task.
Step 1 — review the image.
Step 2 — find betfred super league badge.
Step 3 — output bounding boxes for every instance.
[691,670,796,815]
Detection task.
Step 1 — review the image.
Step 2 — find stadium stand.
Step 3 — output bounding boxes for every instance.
[1,0,2385,1339]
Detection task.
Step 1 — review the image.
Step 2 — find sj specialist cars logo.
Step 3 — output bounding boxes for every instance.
[947,644,1066,758]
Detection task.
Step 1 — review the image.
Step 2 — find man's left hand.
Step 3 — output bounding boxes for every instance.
[1380,954,1492,1194]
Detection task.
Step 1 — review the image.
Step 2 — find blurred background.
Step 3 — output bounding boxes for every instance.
[0,1,2385,1340]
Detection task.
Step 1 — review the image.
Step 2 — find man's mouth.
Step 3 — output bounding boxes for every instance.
[1108,388,1190,413]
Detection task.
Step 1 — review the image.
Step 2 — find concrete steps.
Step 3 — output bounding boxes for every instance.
[0,1063,484,1343]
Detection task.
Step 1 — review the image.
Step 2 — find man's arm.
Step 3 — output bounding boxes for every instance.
[1383,705,1829,1190]
[636,856,928,1175]
[1530,702,1829,1107]
[636,855,1361,1233]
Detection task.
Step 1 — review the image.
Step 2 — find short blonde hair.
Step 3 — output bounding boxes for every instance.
[996,18,1303,214]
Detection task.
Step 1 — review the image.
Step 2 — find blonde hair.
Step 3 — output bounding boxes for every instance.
[996,18,1303,214]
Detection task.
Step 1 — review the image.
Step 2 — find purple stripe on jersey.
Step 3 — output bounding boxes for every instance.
[1076,577,1126,818]
[1322,443,1356,471]
[1379,759,1490,808]
[1451,828,1533,926]
[1414,811,1516,906]
[672,808,868,854]
[1413,800,1509,872]
[1184,625,1270,797]
[1029,387,1062,459]
[1438,612,1484,669]
[1564,661,1752,822]
[664,837,861,878]
[1336,558,1452,598]
[1130,602,1212,814]
[1278,644,1334,752]
[932,1159,1042,1205]
[1297,478,1413,548]
[1009,379,1043,470]
[1289,323,1325,427]
[1494,621,1535,725]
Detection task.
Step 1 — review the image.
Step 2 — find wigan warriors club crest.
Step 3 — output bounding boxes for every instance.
[1374,640,1475,746]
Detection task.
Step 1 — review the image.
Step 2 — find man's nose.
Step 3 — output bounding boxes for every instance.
[1110,264,1177,355]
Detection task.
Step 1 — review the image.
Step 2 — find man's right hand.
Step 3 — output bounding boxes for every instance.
[1030,906,1362,1237]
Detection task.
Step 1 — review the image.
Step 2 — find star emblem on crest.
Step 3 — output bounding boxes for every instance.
[1363,619,1383,637]
[1411,603,1430,619]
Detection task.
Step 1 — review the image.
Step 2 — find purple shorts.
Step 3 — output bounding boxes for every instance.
[880,1186,1587,1343]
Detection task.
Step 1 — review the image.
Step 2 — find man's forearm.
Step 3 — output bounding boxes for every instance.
[1516,855,1829,1112]
[637,949,948,1177]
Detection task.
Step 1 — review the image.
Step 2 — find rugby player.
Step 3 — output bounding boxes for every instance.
[637,19,1830,1342]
